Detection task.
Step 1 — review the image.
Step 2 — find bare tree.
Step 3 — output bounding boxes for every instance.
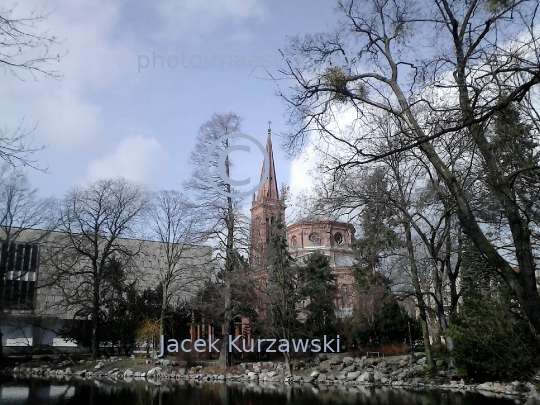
[0,165,53,357]
[279,0,540,333]
[1,5,64,169]
[1,5,62,79]
[186,112,250,367]
[258,216,298,371]
[43,178,151,358]
[148,190,207,338]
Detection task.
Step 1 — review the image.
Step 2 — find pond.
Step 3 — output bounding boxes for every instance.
[0,377,524,405]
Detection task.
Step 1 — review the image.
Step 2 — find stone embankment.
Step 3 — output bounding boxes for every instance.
[3,353,540,403]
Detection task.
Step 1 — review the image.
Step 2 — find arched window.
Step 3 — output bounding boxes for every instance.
[341,285,351,309]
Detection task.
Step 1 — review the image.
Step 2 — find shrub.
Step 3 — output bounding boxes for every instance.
[449,285,540,382]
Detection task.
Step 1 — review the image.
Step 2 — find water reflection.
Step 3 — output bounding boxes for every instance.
[0,377,524,405]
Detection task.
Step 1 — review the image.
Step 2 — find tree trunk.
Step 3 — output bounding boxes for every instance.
[91,270,100,359]
[91,314,99,359]
[0,328,4,359]
[217,169,236,368]
[284,351,292,372]
[404,222,435,369]
[217,311,233,367]
[160,285,167,338]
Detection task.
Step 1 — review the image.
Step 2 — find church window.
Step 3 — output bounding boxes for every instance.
[291,236,297,247]
[341,285,351,309]
[308,233,321,245]
[334,232,344,245]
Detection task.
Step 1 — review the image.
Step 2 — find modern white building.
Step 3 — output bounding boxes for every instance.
[0,228,212,353]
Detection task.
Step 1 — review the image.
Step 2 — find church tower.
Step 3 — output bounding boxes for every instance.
[249,125,286,267]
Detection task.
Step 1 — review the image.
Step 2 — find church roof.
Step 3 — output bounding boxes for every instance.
[255,127,279,202]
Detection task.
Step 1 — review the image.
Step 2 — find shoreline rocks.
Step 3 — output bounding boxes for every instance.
[2,354,539,402]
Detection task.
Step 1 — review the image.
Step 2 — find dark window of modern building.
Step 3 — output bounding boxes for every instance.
[1,242,39,309]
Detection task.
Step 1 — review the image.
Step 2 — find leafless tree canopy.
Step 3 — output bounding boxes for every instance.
[0,165,54,357]
[185,112,251,367]
[0,5,64,170]
[44,178,151,358]
[0,5,62,79]
[148,190,208,336]
[279,0,540,334]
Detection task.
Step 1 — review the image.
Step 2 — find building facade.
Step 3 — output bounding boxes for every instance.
[0,229,212,351]
[249,128,356,317]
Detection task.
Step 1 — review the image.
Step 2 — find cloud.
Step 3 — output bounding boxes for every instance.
[87,136,169,187]
[149,0,267,40]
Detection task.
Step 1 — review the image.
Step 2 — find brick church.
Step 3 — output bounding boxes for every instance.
[249,127,356,318]
[189,127,357,347]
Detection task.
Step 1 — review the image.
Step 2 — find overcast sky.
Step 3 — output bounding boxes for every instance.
[1,0,342,214]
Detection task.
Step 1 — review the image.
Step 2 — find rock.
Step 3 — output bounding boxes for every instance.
[526,398,540,405]
[343,365,356,373]
[346,371,360,381]
[124,369,134,377]
[476,382,493,391]
[310,370,320,378]
[373,371,384,381]
[318,360,331,372]
[268,371,278,377]
[317,373,327,383]
[364,358,379,366]
[358,372,374,383]
[94,361,104,369]
[253,366,261,373]
[342,356,354,366]
[510,381,530,393]
[302,376,315,384]
[413,353,426,361]
[64,368,73,375]
[328,355,343,365]
[147,366,162,377]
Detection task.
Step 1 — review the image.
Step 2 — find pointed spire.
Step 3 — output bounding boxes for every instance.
[256,124,279,202]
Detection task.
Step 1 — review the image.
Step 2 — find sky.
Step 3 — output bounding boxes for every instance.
[1,0,342,215]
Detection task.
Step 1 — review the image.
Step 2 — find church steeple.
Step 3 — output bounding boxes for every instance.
[256,123,279,202]
[249,122,286,267]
